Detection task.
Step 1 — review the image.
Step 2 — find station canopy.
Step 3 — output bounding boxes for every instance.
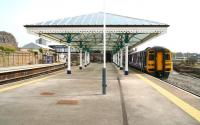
[24,12,169,52]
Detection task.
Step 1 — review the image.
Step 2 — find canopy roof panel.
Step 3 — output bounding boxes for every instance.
[27,12,168,27]
[24,12,169,52]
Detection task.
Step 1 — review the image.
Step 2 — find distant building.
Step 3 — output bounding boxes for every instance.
[21,42,57,64]
[49,45,78,53]
[35,38,80,52]
[21,42,55,53]
[173,52,200,65]
[36,38,63,46]
[35,38,81,64]
[173,57,188,64]
[197,54,200,64]
[36,38,48,45]
[0,31,18,48]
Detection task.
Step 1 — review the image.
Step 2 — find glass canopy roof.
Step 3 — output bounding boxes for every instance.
[24,12,169,52]
[33,12,167,26]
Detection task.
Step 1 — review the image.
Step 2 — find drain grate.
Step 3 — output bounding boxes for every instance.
[57,100,79,105]
[40,92,55,96]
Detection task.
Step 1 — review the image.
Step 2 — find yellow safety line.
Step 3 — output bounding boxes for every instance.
[135,74,200,122]
[0,71,64,93]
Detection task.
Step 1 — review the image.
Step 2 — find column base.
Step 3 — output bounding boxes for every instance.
[79,66,82,70]
[124,71,128,75]
[120,67,123,70]
[67,70,71,74]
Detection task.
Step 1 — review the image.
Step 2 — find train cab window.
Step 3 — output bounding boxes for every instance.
[165,53,170,60]
[148,51,155,60]
[149,54,155,60]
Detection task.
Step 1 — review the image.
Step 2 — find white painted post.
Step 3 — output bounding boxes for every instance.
[118,51,120,67]
[120,49,123,70]
[131,55,133,62]
[115,54,117,64]
[67,45,71,74]
[114,54,116,64]
[113,54,115,63]
[125,44,128,75]
[79,48,82,69]
[116,53,118,66]
[88,52,90,64]
[84,51,87,67]
[87,52,89,65]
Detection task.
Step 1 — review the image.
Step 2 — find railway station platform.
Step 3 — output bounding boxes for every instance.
[0,63,200,125]
[0,63,66,83]
[0,63,64,73]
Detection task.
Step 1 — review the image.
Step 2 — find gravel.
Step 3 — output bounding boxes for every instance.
[165,71,200,97]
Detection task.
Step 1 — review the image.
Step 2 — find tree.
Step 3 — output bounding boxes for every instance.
[0,45,16,53]
[39,48,43,53]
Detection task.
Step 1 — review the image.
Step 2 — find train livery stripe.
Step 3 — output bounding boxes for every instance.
[136,74,200,123]
[0,71,63,93]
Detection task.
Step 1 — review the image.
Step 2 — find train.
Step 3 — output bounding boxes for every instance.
[129,46,173,79]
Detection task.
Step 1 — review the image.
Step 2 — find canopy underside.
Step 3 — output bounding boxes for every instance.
[26,27,166,51]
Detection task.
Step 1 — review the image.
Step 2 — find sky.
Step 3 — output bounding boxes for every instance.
[0,0,200,53]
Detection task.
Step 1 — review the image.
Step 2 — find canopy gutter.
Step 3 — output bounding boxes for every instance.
[26,27,168,34]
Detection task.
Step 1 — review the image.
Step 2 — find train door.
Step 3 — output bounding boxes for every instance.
[164,51,173,72]
[146,50,155,73]
[156,51,163,71]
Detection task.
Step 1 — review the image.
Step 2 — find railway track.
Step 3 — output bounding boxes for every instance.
[164,71,200,97]
[129,67,200,97]
[179,72,200,79]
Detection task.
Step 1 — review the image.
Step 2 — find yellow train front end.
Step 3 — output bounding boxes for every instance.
[146,47,173,79]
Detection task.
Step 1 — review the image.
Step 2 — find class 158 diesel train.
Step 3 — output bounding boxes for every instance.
[129,46,173,79]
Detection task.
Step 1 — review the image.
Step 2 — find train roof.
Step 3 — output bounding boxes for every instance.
[147,46,170,51]
[129,46,171,55]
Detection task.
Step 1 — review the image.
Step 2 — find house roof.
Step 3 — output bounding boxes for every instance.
[22,42,54,50]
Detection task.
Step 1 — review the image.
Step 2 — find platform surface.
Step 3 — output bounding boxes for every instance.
[0,63,199,125]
